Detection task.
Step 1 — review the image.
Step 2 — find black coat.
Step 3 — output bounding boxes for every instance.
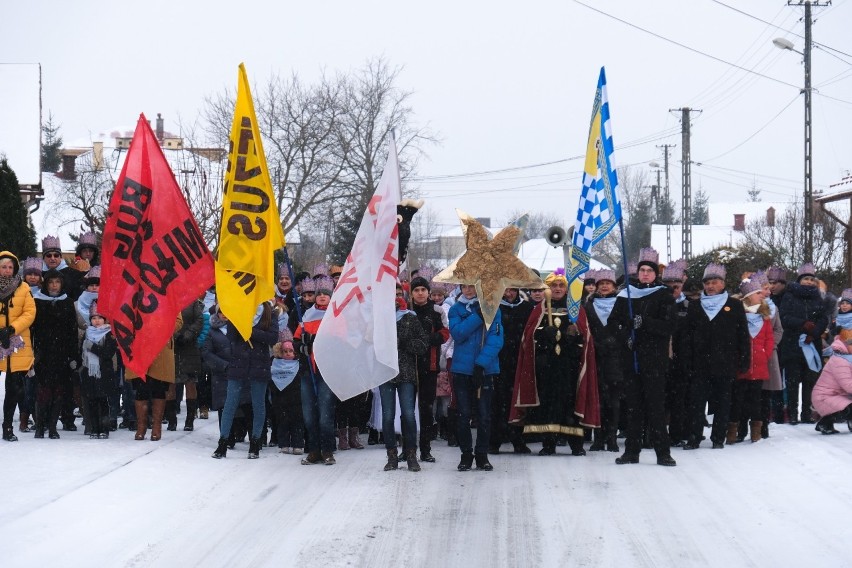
[81,332,118,399]
[225,320,277,383]
[778,282,830,364]
[390,312,429,385]
[498,297,534,383]
[586,294,623,385]
[680,295,751,378]
[607,284,674,374]
[32,295,79,378]
[200,319,245,410]
[174,299,204,378]
[412,300,448,373]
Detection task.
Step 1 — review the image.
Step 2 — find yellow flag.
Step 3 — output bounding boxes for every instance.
[215,63,286,340]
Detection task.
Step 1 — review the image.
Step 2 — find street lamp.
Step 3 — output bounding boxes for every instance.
[774,30,814,263]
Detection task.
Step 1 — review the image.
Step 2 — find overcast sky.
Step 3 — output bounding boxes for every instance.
[3,0,851,240]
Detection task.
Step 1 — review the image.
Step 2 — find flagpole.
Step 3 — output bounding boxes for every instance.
[282,246,318,396]
[617,218,639,374]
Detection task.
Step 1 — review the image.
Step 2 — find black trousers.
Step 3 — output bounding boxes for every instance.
[689,374,733,444]
[730,380,763,422]
[624,368,670,457]
[2,371,25,426]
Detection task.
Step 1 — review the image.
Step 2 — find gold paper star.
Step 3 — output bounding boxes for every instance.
[434,211,543,329]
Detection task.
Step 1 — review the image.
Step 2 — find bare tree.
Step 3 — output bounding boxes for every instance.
[501,209,565,242]
[44,151,116,238]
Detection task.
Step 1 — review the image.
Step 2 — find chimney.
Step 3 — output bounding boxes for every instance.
[156,113,164,143]
[766,206,776,227]
[733,213,745,232]
[60,154,77,180]
[93,142,104,171]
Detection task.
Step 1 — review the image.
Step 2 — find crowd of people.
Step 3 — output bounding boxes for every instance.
[3,235,852,473]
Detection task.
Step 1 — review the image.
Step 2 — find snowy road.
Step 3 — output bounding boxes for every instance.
[2,418,850,567]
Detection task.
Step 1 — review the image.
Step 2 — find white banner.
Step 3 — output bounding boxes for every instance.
[314,138,401,400]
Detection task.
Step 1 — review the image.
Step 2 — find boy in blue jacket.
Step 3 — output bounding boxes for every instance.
[448,284,503,471]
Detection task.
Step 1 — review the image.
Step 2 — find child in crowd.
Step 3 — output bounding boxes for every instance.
[271,328,304,455]
[80,300,117,439]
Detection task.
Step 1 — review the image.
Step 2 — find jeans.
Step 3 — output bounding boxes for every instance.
[379,381,417,451]
[453,373,494,454]
[301,372,337,453]
[219,380,266,440]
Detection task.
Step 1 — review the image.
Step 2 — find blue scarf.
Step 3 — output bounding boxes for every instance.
[456,295,479,311]
[33,289,67,302]
[76,290,98,322]
[834,352,852,365]
[745,311,766,338]
[592,296,616,326]
[617,284,667,299]
[765,297,777,319]
[799,334,823,372]
[836,312,852,330]
[83,324,111,379]
[700,291,729,321]
[675,293,686,304]
[396,309,415,322]
[270,358,300,390]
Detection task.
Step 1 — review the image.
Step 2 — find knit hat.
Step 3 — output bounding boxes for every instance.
[278,327,294,345]
[596,269,617,284]
[766,266,787,283]
[740,278,763,299]
[797,262,816,282]
[840,289,852,304]
[84,265,101,285]
[22,257,42,276]
[661,259,686,283]
[89,299,103,320]
[637,247,660,274]
[410,275,430,291]
[314,275,335,296]
[75,231,98,255]
[41,235,61,255]
[702,263,726,282]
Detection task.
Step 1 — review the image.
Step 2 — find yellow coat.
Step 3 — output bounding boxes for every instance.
[125,314,183,383]
[0,279,36,374]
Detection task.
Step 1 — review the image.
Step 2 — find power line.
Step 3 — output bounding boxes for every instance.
[571,0,802,90]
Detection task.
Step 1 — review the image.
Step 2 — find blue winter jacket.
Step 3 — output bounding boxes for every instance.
[448,297,503,376]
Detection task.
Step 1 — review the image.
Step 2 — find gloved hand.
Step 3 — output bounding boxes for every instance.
[0,326,13,349]
[70,360,78,370]
[472,365,485,389]
[543,326,559,344]
[632,315,643,330]
[301,332,315,346]
[429,332,444,346]
[802,321,816,334]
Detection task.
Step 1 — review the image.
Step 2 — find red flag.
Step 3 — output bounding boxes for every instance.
[99,114,215,377]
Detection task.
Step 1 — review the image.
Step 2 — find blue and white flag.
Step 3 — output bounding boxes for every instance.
[567,67,622,321]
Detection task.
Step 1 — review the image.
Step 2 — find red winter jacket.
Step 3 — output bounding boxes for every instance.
[739,316,774,381]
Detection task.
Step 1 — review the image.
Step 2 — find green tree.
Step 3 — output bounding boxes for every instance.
[691,188,709,225]
[0,158,38,258]
[41,111,63,173]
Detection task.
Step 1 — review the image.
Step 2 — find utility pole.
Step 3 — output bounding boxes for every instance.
[788,0,830,262]
[670,108,701,261]
[657,143,675,262]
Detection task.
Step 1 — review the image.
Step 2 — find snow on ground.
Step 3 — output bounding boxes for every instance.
[2,416,851,568]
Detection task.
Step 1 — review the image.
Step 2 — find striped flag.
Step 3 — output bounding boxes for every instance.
[567,67,622,321]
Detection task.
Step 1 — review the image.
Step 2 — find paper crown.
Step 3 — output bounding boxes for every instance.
[41,235,61,253]
[77,232,98,249]
[841,289,852,303]
[766,266,787,283]
[797,263,816,279]
[626,262,638,276]
[314,275,335,294]
[312,263,329,278]
[661,259,686,282]
[300,277,316,292]
[637,247,659,266]
[596,269,616,284]
[751,270,769,287]
[277,263,287,278]
[740,278,763,298]
[703,263,726,282]
[22,257,43,275]
[85,265,101,280]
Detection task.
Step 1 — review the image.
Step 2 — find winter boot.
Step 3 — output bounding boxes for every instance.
[605,428,620,452]
[337,428,350,451]
[457,451,474,471]
[19,412,31,433]
[750,420,764,443]
[539,436,556,455]
[405,448,421,472]
[656,453,677,467]
[150,399,165,441]
[321,451,336,465]
[420,439,436,463]
[568,436,586,456]
[212,438,228,459]
[134,401,149,440]
[184,399,197,431]
[367,428,379,445]
[2,424,18,442]
[512,440,532,454]
[301,451,322,465]
[726,422,740,445]
[48,402,61,439]
[248,438,260,459]
[815,416,839,435]
[474,453,493,471]
[737,419,748,443]
[165,400,178,431]
[615,453,639,464]
[348,427,364,450]
[199,405,209,419]
[384,448,399,471]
